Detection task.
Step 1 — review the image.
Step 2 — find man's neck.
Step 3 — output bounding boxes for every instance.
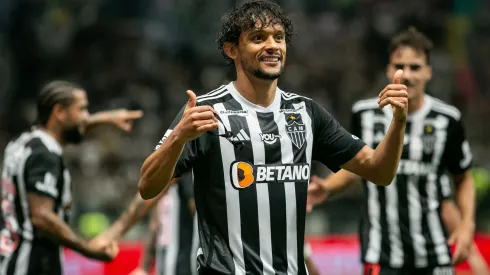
[408,94,425,114]
[234,70,278,107]
[37,124,65,147]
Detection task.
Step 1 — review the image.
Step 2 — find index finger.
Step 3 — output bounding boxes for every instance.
[191,105,217,113]
[126,110,144,119]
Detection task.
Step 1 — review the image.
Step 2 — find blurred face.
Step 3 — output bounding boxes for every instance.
[386,46,432,101]
[61,90,89,144]
[233,20,286,80]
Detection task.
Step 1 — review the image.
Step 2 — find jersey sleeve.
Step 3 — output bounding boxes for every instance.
[23,151,61,200]
[311,101,366,172]
[438,174,454,201]
[350,109,363,139]
[154,105,198,178]
[442,118,473,175]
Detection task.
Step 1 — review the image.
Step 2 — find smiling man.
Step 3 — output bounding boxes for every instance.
[137,1,409,274]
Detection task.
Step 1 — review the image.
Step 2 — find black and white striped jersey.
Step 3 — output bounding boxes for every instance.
[352,95,472,268]
[0,129,72,275]
[155,82,365,275]
[158,171,199,275]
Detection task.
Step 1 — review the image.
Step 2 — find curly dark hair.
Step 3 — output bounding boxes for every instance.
[389,27,434,65]
[216,0,294,63]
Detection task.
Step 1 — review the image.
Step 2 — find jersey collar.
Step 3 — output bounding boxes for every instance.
[31,127,63,154]
[226,81,282,112]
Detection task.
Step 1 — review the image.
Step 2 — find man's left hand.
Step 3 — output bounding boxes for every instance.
[448,222,474,265]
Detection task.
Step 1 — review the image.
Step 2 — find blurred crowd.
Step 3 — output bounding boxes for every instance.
[0,0,489,239]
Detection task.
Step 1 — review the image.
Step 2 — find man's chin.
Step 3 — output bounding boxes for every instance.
[253,69,283,80]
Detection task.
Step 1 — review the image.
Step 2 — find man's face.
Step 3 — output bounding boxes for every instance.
[386,46,432,101]
[61,90,89,144]
[235,21,286,80]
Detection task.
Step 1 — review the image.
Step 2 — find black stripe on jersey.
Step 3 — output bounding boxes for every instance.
[225,102,263,273]
[291,100,308,275]
[398,121,415,266]
[256,112,288,274]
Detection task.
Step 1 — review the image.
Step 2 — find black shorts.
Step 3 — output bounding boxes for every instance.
[363,263,454,275]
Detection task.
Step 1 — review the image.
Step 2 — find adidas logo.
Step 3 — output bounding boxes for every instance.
[228,129,250,142]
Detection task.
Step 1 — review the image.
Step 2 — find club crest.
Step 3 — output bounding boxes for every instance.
[285,113,306,149]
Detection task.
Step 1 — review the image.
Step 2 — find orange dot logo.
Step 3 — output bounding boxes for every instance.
[230,161,255,189]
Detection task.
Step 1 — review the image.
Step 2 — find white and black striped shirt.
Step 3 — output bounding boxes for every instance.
[352,95,472,268]
[0,129,72,275]
[156,82,365,275]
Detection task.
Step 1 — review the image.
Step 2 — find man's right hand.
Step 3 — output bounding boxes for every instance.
[306,176,329,212]
[173,90,219,143]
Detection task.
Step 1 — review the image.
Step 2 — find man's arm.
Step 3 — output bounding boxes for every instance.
[28,193,115,261]
[86,109,144,132]
[101,182,175,240]
[452,171,475,230]
[138,90,218,200]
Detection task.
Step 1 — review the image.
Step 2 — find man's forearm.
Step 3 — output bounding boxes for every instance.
[104,192,165,240]
[323,170,360,198]
[369,119,406,185]
[455,171,476,228]
[139,132,186,199]
[31,210,92,257]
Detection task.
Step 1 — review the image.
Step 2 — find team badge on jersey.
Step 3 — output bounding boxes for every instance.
[422,124,436,154]
[285,113,306,149]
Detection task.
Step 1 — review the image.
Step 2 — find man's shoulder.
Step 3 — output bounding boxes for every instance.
[351,97,379,114]
[279,89,312,102]
[428,95,462,121]
[196,85,233,105]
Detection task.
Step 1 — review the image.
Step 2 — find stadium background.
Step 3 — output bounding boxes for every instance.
[0,0,489,274]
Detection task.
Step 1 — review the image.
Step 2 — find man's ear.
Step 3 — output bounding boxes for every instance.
[52,103,67,122]
[223,42,238,61]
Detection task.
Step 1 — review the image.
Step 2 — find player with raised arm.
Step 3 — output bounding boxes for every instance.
[0,80,143,275]
[138,1,408,274]
[307,27,478,275]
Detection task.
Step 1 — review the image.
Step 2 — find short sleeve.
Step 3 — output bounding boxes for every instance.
[442,118,473,175]
[154,105,198,178]
[350,110,362,139]
[23,151,61,199]
[438,174,453,201]
[311,101,366,172]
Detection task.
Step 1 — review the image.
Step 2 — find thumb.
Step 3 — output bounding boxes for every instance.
[186,90,197,109]
[392,69,403,84]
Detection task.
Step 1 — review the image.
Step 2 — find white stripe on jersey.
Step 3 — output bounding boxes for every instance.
[407,113,428,268]
[431,98,461,120]
[426,115,450,265]
[361,110,383,264]
[274,105,298,273]
[190,215,199,275]
[213,103,246,275]
[164,185,180,274]
[13,241,32,275]
[246,110,275,275]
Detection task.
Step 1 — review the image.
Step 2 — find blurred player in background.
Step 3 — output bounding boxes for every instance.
[0,80,143,275]
[137,1,409,274]
[97,171,198,275]
[308,28,478,275]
